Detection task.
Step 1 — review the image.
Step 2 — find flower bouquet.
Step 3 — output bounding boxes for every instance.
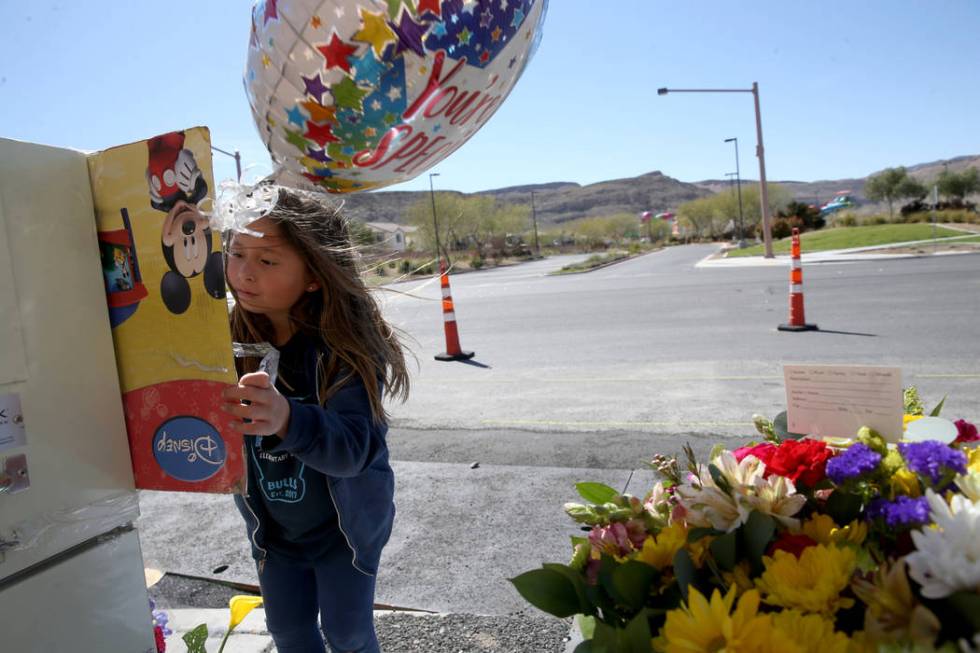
[511,388,980,652]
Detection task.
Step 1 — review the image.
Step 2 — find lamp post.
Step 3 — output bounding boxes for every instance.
[657,83,773,258]
[530,190,541,256]
[428,172,443,266]
[210,145,242,182]
[724,137,746,247]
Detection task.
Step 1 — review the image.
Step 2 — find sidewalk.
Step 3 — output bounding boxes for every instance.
[696,233,980,268]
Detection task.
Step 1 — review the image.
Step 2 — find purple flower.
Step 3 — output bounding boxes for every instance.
[826,443,882,484]
[899,440,968,485]
[866,496,931,528]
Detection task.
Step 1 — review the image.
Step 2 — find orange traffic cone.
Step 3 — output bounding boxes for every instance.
[435,261,475,361]
[778,228,818,331]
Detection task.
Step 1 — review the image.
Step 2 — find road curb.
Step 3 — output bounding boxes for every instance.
[550,248,665,275]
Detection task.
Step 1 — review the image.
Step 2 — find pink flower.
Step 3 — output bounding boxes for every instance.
[625,519,648,549]
[671,503,688,523]
[585,557,601,585]
[589,522,634,557]
[954,419,979,444]
[733,442,777,465]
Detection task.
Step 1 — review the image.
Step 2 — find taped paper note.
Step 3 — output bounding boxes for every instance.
[0,393,26,452]
[784,365,903,443]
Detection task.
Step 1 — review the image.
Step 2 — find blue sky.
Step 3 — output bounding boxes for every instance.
[2,1,977,194]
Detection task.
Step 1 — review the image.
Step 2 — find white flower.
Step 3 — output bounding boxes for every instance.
[745,473,807,530]
[905,489,980,599]
[674,452,804,532]
[674,470,742,532]
[956,470,980,503]
[644,481,669,515]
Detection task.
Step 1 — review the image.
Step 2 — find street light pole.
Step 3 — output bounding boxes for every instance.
[530,190,541,256]
[724,137,745,247]
[657,83,774,257]
[428,172,443,266]
[211,145,242,182]
[751,82,772,257]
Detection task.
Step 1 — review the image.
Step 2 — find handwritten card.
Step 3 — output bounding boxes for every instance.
[784,365,903,442]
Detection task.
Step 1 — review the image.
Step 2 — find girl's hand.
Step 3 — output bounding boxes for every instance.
[221,372,291,438]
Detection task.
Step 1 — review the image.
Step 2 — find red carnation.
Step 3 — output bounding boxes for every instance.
[765,439,833,487]
[733,442,777,465]
[954,419,979,444]
[768,533,818,558]
[154,625,166,653]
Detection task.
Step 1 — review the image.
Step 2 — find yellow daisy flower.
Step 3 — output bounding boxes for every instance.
[659,587,773,653]
[800,514,867,546]
[721,561,756,596]
[888,467,921,498]
[638,523,687,570]
[769,610,851,653]
[967,445,980,474]
[851,560,941,647]
[756,545,856,615]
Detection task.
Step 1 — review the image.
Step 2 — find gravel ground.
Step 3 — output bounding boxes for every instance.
[149,573,259,610]
[375,612,572,653]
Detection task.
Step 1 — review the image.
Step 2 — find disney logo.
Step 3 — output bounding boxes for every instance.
[156,430,223,466]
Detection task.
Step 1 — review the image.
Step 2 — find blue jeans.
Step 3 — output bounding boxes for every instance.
[257,553,379,653]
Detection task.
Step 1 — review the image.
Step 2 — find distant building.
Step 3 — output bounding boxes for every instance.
[364,222,417,252]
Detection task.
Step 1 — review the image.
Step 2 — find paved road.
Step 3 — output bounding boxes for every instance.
[141,246,980,617]
[383,245,980,447]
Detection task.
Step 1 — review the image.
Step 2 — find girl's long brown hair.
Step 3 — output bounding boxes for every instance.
[228,188,409,423]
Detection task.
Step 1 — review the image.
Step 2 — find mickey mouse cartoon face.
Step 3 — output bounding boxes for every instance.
[146,131,225,314]
[162,201,212,278]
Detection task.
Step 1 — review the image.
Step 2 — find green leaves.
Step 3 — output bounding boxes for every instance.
[708,464,733,495]
[510,566,587,618]
[585,612,653,653]
[826,489,864,525]
[929,395,946,417]
[602,560,659,611]
[709,531,737,571]
[182,624,209,653]
[672,549,696,601]
[742,511,776,574]
[576,482,619,504]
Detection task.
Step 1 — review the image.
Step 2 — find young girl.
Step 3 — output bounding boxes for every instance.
[221,187,409,653]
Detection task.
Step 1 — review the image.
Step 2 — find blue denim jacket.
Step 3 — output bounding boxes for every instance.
[234,337,395,576]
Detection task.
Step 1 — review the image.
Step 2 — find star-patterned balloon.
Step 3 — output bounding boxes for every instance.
[245,0,548,193]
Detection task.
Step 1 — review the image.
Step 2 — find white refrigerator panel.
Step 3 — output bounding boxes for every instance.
[0,138,138,578]
[3,528,155,652]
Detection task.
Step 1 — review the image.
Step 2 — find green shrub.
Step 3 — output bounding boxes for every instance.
[835,213,858,227]
[399,260,412,274]
[943,209,980,224]
[771,218,793,239]
[470,256,485,269]
[867,216,888,226]
[388,260,397,269]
